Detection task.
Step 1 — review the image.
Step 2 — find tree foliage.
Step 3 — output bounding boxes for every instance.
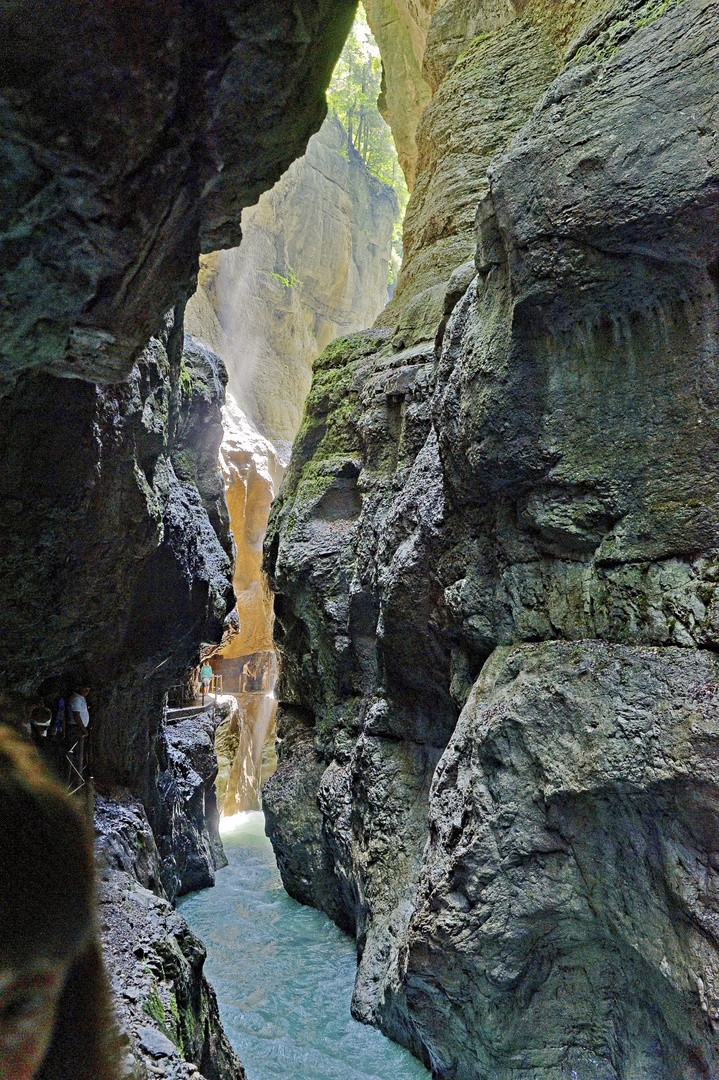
[327,9,408,220]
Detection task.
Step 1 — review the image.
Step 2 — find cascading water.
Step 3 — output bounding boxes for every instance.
[216,688,278,813]
[178,813,430,1080]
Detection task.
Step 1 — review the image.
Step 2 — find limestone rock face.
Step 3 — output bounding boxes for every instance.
[219,395,284,657]
[0,0,357,394]
[362,0,435,190]
[264,1,719,1075]
[96,794,243,1080]
[374,0,614,341]
[390,641,719,1079]
[0,323,234,822]
[433,0,719,661]
[186,116,398,444]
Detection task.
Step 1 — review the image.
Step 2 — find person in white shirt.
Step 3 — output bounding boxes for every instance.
[67,686,90,783]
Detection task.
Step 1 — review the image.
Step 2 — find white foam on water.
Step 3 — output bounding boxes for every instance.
[219,810,265,836]
[181,810,430,1080]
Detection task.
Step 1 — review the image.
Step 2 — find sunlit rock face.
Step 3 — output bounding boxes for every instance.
[215,690,278,814]
[0,0,357,395]
[186,116,398,444]
[374,0,613,342]
[210,395,283,814]
[264,1,719,1076]
[220,395,284,656]
[186,113,399,818]
[362,0,435,191]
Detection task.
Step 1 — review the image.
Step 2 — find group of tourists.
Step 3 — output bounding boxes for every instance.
[17,685,93,792]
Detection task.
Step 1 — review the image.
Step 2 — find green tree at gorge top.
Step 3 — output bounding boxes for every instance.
[328,8,409,220]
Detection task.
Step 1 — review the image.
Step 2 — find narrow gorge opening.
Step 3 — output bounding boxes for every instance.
[2,2,716,1080]
[181,7,407,825]
[161,14,428,1077]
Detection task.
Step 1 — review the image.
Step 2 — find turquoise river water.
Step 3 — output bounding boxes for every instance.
[178,811,430,1080]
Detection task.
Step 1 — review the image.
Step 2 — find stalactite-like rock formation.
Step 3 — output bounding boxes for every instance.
[264,1,719,1077]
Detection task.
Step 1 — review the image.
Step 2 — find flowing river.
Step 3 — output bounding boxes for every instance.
[178,812,430,1080]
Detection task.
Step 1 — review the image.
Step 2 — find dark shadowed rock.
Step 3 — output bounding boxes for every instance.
[0,0,357,393]
[0,327,234,809]
[157,704,228,900]
[388,641,719,1080]
[97,795,244,1080]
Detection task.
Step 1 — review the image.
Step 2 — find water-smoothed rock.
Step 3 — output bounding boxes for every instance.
[216,396,284,662]
[264,0,719,1075]
[0,7,372,1078]
[158,703,228,899]
[385,641,719,1080]
[0,0,357,395]
[263,326,459,1023]
[434,0,719,664]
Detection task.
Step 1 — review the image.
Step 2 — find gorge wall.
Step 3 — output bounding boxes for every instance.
[264,1,719,1078]
[186,114,398,446]
[211,396,283,815]
[186,103,399,816]
[0,4,357,1077]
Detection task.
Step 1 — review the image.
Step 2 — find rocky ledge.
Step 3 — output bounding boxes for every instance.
[96,701,239,1080]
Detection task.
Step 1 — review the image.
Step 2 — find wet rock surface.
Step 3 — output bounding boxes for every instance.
[264,1,719,1076]
[0,327,234,805]
[0,322,238,1070]
[96,794,243,1080]
[1,6,378,1080]
[158,705,227,900]
[388,641,719,1079]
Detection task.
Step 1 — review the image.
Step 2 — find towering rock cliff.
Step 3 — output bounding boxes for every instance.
[0,4,357,1078]
[264,1,719,1077]
[186,115,398,445]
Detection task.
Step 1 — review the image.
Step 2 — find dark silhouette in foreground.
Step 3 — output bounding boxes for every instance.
[0,724,120,1080]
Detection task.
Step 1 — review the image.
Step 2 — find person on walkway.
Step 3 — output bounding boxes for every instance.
[67,685,90,786]
[0,723,120,1080]
[29,706,53,747]
[200,662,213,703]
